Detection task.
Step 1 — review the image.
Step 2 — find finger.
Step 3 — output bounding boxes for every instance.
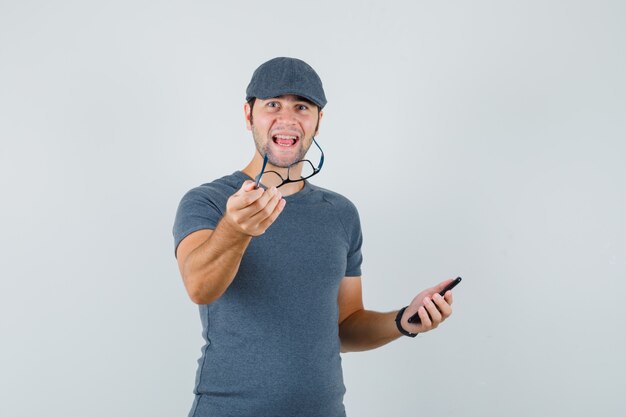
[250,188,283,223]
[434,278,455,293]
[444,290,454,305]
[238,187,275,216]
[241,180,258,192]
[433,293,452,319]
[417,305,432,329]
[230,186,265,210]
[233,180,257,196]
[424,296,443,325]
[257,197,286,230]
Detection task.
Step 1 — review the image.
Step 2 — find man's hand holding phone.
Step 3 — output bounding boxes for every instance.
[399,277,461,335]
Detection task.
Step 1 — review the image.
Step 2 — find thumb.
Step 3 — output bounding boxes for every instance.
[434,278,455,293]
[242,180,257,191]
[235,180,257,196]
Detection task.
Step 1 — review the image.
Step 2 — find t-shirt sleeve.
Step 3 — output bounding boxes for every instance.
[343,201,363,277]
[172,186,225,257]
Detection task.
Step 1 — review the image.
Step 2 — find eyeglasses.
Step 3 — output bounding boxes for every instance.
[254,137,324,189]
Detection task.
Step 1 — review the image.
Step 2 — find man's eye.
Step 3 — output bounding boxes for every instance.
[267,102,279,108]
[298,105,308,111]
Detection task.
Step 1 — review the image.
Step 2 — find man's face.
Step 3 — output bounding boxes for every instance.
[245,95,323,168]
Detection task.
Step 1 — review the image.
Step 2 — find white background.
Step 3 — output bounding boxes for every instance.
[1,1,625,416]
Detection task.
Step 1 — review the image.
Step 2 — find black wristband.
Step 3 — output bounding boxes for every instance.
[395,306,418,338]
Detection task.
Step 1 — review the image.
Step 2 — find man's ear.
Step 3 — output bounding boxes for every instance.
[315,110,324,136]
[244,102,252,131]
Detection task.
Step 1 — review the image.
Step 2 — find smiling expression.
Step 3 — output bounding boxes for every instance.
[246,95,322,169]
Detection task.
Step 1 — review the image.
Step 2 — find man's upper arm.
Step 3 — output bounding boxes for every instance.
[337,276,364,325]
[176,229,213,278]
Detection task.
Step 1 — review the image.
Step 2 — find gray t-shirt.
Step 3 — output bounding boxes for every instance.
[173,171,363,417]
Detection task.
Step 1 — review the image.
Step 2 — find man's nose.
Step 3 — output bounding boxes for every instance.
[276,108,298,125]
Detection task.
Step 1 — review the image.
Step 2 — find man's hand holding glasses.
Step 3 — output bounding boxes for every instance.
[223,181,286,237]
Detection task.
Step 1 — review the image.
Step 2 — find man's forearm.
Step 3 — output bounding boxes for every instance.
[182,218,252,304]
[338,309,403,353]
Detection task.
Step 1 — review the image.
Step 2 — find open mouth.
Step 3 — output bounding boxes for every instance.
[272,134,300,147]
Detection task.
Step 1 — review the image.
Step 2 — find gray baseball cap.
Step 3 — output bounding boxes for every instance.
[245,57,327,109]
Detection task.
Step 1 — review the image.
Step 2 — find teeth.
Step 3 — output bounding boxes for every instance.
[272,134,298,147]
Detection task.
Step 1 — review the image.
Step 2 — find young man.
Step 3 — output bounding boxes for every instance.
[173,57,456,417]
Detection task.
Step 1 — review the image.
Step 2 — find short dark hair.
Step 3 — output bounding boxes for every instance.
[247,97,257,114]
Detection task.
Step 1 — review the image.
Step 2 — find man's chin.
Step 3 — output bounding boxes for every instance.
[267,159,297,169]
[266,152,304,168]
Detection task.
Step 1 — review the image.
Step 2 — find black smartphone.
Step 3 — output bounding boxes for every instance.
[407,277,462,324]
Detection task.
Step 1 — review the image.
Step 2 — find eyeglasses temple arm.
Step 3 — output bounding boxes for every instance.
[312,137,324,170]
[255,154,269,188]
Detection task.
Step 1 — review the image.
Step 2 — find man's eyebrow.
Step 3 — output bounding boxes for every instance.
[292,98,315,106]
[271,95,315,106]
